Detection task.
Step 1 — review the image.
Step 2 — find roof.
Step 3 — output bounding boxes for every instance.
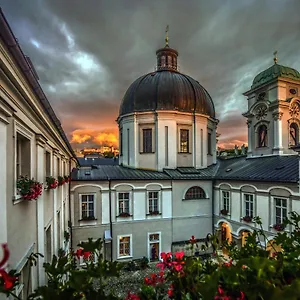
[215,155,299,183]
[0,9,76,161]
[119,44,216,119]
[71,155,299,183]
[252,63,300,89]
[77,157,119,166]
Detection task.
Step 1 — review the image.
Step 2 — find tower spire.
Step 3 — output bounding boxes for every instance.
[273,50,278,64]
[165,25,169,47]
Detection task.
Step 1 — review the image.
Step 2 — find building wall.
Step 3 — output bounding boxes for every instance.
[1,29,75,295]
[214,180,300,245]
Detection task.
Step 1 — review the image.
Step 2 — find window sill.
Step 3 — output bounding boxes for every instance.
[117,255,132,260]
[139,152,155,154]
[116,215,133,218]
[13,195,23,205]
[146,213,162,216]
[79,218,97,222]
[182,198,208,201]
[178,152,192,154]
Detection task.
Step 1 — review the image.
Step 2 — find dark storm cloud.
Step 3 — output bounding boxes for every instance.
[2,0,300,147]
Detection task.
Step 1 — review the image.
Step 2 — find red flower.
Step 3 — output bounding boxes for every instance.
[224,259,233,267]
[189,235,197,244]
[167,284,174,298]
[0,244,9,269]
[75,248,83,259]
[0,269,17,290]
[125,292,140,300]
[83,251,91,259]
[174,251,184,260]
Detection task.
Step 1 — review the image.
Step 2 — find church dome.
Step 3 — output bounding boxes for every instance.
[119,43,215,118]
[252,62,300,89]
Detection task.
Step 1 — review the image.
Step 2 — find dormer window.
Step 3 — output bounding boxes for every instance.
[289,123,299,146]
[258,125,268,147]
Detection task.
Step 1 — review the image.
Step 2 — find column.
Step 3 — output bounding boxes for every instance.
[53,150,58,254]
[35,134,47,286]
[272,112,283,154]
[247,120,252,156]
[0,118,8,245]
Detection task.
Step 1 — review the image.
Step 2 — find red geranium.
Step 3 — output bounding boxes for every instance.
[17,176,43,200]
[46,176,58,190]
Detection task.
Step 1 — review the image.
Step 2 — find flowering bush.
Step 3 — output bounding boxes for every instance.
[45,176,58,190]
[57,176,65,186]
[0,244,18,295]
[220,209,228,215]
[3,212,300,299]
[16,176,43,200]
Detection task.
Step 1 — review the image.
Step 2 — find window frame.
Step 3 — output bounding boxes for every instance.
[148,232,161,261]
[147,191,161,215]
[289,122,299,147]
[142,128,153,153]
[117,234,132,259]
[257,124,268,148]
[14,121,33,201]
[184,186,206,200]
[222,191,230,213]
[179,128,189,153]
[244,193,254,217]
[79,193,96,220]
[117,192,131,216]
[274,197,288,225]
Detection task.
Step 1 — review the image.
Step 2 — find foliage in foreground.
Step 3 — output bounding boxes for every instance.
[2,212,300,299]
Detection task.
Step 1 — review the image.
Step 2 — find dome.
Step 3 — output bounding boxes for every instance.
[119,43,215,118]
[252,63,300,89]
[119,71,215,118]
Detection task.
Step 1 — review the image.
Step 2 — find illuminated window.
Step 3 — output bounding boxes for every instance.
[80,194,95,219]
[180,129,189,153]
[118,235,132,258]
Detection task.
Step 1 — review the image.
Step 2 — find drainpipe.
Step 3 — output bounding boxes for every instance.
[108,178,113,262]
[212,179,216,234]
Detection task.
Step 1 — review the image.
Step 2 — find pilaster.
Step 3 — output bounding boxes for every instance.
[272,112,283,155]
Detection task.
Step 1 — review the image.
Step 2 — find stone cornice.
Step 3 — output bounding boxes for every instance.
[35,134,48,147]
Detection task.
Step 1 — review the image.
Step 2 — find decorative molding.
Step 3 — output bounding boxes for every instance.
[35,134,47,147]
[246,120,252,128]
[289,102,300,118]
[52,148,60,156]
[272,112,283,121]
[255,106,268,120]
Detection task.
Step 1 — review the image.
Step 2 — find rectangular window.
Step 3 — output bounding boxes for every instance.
[118,192,130,215]
[16,133,31,178]
[57,211,61,249]
[275,198,287,224]
[222,191,230,212]
[45,151,51,177]
[148,191,159,213]
[57,157,60,176]
[45,226,52,263]
[165,126,168,166]
[81,195,95,219]
[244,194,254,217]
[142,128,153,153]
[118,235,131,258]
[149,233,160,261]
[208,132,212,155]
[180,129,189,153]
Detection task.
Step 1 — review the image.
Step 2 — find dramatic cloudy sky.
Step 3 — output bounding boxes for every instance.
[2,0,300,149]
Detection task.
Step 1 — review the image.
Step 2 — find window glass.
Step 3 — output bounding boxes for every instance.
[180,129,189,153]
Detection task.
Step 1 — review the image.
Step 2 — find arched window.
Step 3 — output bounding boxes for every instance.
[184,186,206,200]
[289,123,299,146]
[258,125,267,147]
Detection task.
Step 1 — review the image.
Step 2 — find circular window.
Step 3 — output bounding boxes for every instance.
[290,88,297,95]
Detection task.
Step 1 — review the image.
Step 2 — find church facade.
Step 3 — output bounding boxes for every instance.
[71,39,300,261]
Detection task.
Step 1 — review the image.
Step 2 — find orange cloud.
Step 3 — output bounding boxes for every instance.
[70,129,118,148]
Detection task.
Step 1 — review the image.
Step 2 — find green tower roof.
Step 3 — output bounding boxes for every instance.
[252,63,300,89]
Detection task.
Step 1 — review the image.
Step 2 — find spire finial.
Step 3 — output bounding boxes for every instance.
[273,50,278,64]
[165,25,169,47]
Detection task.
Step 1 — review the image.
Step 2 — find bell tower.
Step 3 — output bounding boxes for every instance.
[243,53,300,157]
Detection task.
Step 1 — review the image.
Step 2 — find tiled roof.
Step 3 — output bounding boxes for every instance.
[71,155,299,183]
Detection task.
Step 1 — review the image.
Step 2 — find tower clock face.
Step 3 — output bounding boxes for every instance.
[255,106,267,120]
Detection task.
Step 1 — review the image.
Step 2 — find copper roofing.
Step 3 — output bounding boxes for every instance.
[119,70,215,118]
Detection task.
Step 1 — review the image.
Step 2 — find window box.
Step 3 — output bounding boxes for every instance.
[80,216,96,221]
[58,176,66,186]
[273,223,285,232]
[148,211,161,216]
[220,209,229,216]
[242,216,252,223]
[117,212,131,218]
[16,176,43,201]
[46,176,58,190]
